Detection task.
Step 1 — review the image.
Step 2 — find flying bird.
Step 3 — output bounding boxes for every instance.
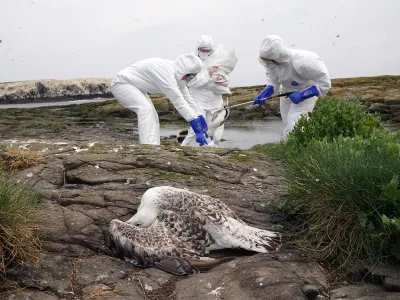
[336,34,340,38]
[110,186,281,274]
[262,18,265,22]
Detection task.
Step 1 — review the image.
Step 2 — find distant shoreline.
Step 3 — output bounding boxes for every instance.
[1,75,399,107]
[0,93,113,105]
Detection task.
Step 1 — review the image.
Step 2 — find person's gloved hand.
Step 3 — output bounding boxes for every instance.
[198,115,209,138]
[189,116,208,146]
[289,85,320,104]
[253,85,274,105]
[198,115,208,131]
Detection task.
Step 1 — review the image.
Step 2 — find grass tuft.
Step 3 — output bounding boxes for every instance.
[0,148,41,173]
[0,174,41,274]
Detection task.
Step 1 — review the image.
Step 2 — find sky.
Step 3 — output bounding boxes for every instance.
[0,0,399,87]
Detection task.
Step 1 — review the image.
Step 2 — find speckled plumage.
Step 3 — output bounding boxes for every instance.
[109,186,281,271]
[110,210,214,266]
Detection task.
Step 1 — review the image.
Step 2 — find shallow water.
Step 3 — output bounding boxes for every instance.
[0,98,112,109]
[0,100,283,149]
[160,119,283,150]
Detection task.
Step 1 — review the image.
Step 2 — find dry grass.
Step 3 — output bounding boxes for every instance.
[0,148,42,173]
[84,287,124,299]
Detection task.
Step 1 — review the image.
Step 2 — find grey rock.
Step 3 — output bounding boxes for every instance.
[136,268,174,290]
[331,284,400,300]
[81,283,113,298]
[175,254,320,300]
[73,256,134,286]
[385,277,400,292]
[6,254,73,295]
[2,291,59,300]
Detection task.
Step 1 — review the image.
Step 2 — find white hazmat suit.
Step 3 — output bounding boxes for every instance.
[181,35,237,147]
[111,54,203,145]
[259,35,331,139]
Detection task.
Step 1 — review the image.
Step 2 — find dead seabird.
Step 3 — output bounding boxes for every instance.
[109,186,281,274]
[109,209,232,275]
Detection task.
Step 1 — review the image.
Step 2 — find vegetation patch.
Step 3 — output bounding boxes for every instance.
[286,97,385,149]
[0,174,41,274]
[0,148,41,173]
[263,96,400,269]
[283,133,400,267]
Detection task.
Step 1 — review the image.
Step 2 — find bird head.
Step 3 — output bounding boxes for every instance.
[126,189,160,227]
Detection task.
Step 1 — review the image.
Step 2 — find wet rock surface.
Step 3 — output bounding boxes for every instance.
[1,138,399,299]
[1,76,400,131]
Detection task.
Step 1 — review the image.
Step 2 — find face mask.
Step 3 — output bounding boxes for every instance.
[186,74,196,83]
[177,79,187,88]
[198,51,211,60]
[212,74,228,86]
[263,60,282,73]
[177,74,196,88]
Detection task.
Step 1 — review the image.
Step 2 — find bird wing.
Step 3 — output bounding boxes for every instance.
[156,187,244,226]
[109,218,203,268]
[158,209,215,252]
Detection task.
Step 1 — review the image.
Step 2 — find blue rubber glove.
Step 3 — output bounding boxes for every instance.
[198,115,208,138]
[289,85,320,104]
[253,85,274,105]
[189,116,208,146]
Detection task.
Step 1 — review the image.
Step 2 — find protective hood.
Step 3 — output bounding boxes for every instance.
[259,35,293,64]
[173,54,203,80]
[195,34,214,51]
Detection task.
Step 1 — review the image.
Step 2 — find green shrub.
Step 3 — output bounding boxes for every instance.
[286,97,385,149]
[0,173,41,273]
[375,176,400,259]
[282,131,400,267]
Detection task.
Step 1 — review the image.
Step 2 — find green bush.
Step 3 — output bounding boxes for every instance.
[0,173,41,273]
[286,97,385,149]
[376,176,400,259]
[282,131,400,267]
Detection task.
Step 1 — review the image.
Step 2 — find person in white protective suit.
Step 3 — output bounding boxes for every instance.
[253,35,331,140]
[111,54,209,146]
[181,34,238,147]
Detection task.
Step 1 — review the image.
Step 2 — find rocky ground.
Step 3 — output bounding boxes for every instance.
[0,76,400,299]
[0,134,399,299]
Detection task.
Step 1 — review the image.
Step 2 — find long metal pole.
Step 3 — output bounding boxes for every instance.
[213,91,293,115]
